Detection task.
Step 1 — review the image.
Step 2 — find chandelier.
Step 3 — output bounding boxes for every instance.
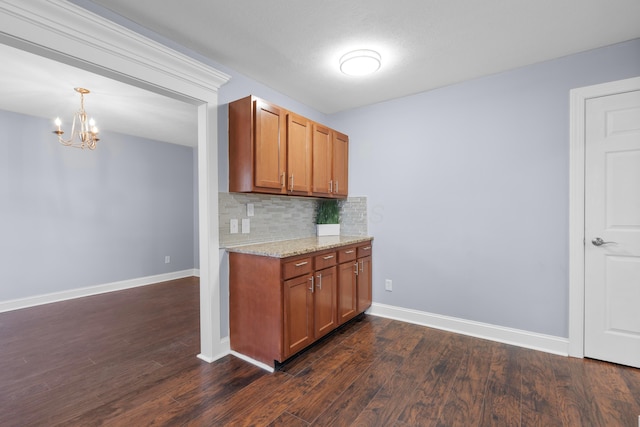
[53,87,100,150]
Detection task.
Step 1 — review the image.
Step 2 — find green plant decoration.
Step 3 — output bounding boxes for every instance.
[316,199,340,224]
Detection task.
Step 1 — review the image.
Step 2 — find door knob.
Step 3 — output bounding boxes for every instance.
[591,237,616,246]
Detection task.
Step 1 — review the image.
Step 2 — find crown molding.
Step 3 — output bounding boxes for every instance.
[0,0,230,102]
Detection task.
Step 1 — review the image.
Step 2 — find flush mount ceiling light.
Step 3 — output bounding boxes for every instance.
[52,87,100,150]
[339,49,381,76]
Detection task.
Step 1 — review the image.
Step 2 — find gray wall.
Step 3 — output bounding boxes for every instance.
[328,38,640,338]
[0,110,196,301]
[32,1,640,340]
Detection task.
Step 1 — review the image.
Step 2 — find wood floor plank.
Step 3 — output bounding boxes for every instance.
[285,346,375,423]
[435,337,493,427]
[520,349,563,427]
[397,334,467,426]
[2,278,640,426]
[549,354,606,427]
[479,343,522,426]
[311,351,403,426]
[350,333,448,426]
[225,344,369,426]
[582,358,640,427]
[269,411,310,427]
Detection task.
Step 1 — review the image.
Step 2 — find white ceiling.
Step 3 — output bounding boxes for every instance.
[2,0,639,147]
[83,0,640,114]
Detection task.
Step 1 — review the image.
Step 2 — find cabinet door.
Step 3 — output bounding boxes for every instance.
[357,256,372,313]
[312,124,332,196]
[314,266,338,339]
[287,113,312,194]
[338,261,357,324]
[254,99,285,191]
[332,131,349,197]
[284,274,314,357]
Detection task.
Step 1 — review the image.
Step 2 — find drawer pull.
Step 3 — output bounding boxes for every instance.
[360,260,364,273]
[354,262,358,275]
[295,261,308,267]
[345,250,355,254]
[309,276,314,292]
[322,255,334,260]
[317,273,322,290]
[362,246,371,251]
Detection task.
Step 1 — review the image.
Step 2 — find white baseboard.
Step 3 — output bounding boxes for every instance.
[198,336,231,364]
[368,302,569,356]
[198,337,231,363]
[229,350,275,373]
[0,269,199,313]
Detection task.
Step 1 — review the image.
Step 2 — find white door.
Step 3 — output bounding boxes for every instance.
[584,89,640,368]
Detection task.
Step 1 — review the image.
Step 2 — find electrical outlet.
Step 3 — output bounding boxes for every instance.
[230,219,239,234]
[247,203,254,217]
[165,256,170,264]
[385,279,392,291]
[242,218,250,234]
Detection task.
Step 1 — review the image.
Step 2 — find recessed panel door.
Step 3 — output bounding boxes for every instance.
[584,89,640,368]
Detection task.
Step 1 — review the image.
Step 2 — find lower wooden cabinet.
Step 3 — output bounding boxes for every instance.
[283,273,314,357]
[230,240,372,367]
[312,265,338,340]
[337,261,357,324]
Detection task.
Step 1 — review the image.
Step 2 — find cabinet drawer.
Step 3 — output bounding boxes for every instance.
[338,246,357,263]
[357,243,372,258]
[314,251,337,270]
[283,257,312,280]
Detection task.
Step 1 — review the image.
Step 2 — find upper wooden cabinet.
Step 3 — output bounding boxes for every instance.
[229,95,348,198]
[286,113,312,195]
[311,124,332,196]
[229,96,285,194]
[332,131,349,197]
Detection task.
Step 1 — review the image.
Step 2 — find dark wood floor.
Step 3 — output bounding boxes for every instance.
[1,278,639,426]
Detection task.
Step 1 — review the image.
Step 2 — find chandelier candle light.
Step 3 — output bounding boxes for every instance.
[53,87,100,150]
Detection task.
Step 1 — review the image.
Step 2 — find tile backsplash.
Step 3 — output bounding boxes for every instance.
[219,193,368,247]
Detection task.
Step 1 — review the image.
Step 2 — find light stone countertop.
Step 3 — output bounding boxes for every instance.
[225,235,373,258]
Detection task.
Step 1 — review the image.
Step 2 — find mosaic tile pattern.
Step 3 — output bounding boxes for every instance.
[219,193,368,247]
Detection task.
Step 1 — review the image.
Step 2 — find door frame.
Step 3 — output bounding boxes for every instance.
[0,0,231,362]
[568,76,640,358]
